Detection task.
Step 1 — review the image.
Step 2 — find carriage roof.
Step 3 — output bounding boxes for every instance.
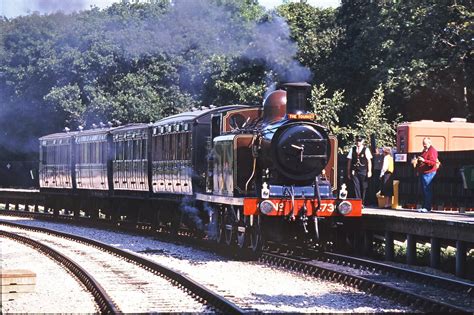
[152,105,250,126]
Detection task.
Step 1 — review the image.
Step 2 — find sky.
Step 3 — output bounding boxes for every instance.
[0,0,340,19]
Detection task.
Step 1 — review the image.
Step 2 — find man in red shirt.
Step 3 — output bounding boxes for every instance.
[413,137,438,212]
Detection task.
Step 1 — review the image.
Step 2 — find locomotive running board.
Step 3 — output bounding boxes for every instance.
[195,193,244,206]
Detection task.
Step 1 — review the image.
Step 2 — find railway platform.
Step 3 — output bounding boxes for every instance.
[362,207,474,243]
[346,207,474,279]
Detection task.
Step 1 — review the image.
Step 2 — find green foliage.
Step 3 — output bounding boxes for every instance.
[44,84,85,127]
[328,0,473,122]
[355,85,401,149]
[0,0,265,158]
[1,0,472,160]
[310,84,347,131]
[277,2,342,82]
[310,83,400,152]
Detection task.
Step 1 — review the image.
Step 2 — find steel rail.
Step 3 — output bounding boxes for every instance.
[0,220,246,315]
[260,250,472,313]
[314,250,474,296]
[0,229,119,314]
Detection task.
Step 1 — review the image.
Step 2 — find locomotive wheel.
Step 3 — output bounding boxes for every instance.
[224,206,236,246]
[216,209,225,244]
[237,211,249,249]
[250,216,263,252]
[224,223,234,246]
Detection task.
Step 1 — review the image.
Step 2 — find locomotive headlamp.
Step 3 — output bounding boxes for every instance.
[260,200,275,215]
[337,201,352,215]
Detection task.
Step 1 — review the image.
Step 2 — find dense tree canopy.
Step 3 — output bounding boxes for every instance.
[0,0,472,159]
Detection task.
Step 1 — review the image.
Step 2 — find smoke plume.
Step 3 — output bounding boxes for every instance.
[21,0,89,16]
[105,0,311,83]
[179,196,204,231]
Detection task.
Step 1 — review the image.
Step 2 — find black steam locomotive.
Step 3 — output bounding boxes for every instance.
[39,82,362,252]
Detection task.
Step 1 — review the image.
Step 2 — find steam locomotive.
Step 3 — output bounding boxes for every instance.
[39,82,362,252]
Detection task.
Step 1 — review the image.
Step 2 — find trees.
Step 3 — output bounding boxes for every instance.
[311,84,399,152]
[276,2,342,84]
[1,0,471,159]
[329,0,473,122]
[354,85,401,149]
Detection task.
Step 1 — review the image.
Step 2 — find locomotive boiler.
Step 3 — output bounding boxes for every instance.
[38,82,362,253]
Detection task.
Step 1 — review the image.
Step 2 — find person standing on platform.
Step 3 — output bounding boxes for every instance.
[347,136,373,206]
[379,147,394,209]
[413,137,438,213]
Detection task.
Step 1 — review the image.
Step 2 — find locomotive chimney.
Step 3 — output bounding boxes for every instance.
[281,82,311,116]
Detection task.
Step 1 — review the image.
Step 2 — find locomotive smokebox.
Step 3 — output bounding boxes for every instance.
[281,82,311,116]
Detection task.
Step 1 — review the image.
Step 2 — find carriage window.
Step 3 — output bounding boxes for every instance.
[176,134,180,160]
[64,145,70,165]
[101,142,107,163]
[141,139,147,160]
[51,146,56,165]
[47,147,52,164]
[128,140,133,160]
[82,144,86,164]
[40,146,44,164]
[157,136,163,161]
[132,139,138,160]
[62,145,66,165]
[94,143,99,163]
[123,141,129,160]
[90,143,94,163]
[55,145,60,165]
[185,132,192,160]
[51,146,55,165]
[115,141,122,160]
[165,135,169,160]
[59,145,64,165]
[123,141,127,160]
[88,143,93,164]
[83,144,87,164]
[152,137,156,161]
[163,135,168,160]
[153,137,159,161]
[82,143,87,163]
[77,145,81,164]
[99,142,103,163]
[94,143,98,163]
[97,143,101,164]
[173,134,177,160]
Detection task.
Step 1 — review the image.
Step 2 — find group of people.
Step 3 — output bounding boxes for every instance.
[346,136,438,212]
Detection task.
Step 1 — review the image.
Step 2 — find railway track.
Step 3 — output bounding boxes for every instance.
[2,207,473,313]
[0,220,245,314]
[0,230,117,313]
[261,243,473,313]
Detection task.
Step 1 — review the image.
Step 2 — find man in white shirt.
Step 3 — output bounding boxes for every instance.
[347,136,373,206]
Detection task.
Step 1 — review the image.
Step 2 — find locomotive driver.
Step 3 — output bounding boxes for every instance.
[347,135,373,206]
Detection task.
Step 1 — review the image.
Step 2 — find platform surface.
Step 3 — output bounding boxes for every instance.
[363,207,474,225]
[359,207,474,243]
